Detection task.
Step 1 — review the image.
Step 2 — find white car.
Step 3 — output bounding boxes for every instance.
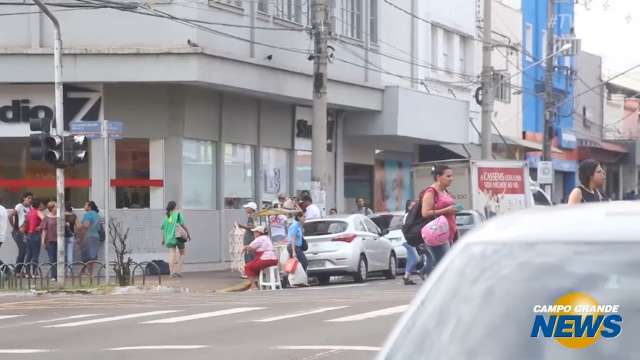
[378,201,640,359]
[304,214,397,284]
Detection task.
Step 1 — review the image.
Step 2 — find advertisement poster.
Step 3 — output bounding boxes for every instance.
[476,166,527,219]
[374,159,412,212]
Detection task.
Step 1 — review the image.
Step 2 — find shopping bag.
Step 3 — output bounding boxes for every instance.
[288,262,308,287]
[284,258,299,273]
[421,215,450,246]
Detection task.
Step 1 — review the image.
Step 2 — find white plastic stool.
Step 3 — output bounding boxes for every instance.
[259,266,282,290]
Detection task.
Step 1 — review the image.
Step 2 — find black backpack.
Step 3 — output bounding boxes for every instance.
[402,187,438,247]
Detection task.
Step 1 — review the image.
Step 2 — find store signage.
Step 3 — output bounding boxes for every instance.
[0,99,53,124]
[0,85,103,136]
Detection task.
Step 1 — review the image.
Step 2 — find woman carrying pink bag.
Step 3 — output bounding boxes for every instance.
[420,165,458,271]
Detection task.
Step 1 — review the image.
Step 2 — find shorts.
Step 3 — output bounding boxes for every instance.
[244,257,278,278]
[168,238,186,250]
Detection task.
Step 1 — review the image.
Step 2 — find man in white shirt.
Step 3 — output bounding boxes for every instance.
[301,194,322,220]
[0,202,9,248]
[10,192,32,272]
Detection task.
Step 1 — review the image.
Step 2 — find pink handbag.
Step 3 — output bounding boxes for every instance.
[421,216,450,246]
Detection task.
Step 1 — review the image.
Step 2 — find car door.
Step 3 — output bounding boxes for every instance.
[362,217,386,270]
[353,216,377,268]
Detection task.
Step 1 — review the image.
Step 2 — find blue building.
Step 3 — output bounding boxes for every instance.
[522,0,577,202]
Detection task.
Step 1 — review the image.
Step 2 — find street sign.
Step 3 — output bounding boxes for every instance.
[70,121,101,139]
[106,121,124,139]
[537,161,554,185]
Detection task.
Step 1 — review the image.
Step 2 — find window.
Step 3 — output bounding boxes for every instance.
[431,26,439,68]
[215,0,243,8]
[341,0,363,40]
[458,36,467,74]
[294,150,311,195]
[369,0,378,43]
[303,220,349,236]
[0,138,90,209]
[182,139,215,209]
[443,31,454,71]
[525,23,533,60]
[533,190,552,206]
[224,143,254,209]
[276,0,309,24]
[261,147,290,203]
[258,0,269,13]
[363,217,381,235]
[115,139,151,209]
[582,106,591,129]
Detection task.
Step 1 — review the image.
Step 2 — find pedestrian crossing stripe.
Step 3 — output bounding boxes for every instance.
[254,306,350,322]
[326,305,410,322]
[141,307,265,324]
[44,310,181,328]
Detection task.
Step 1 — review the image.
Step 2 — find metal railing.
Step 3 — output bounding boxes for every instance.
[0,261,163,291]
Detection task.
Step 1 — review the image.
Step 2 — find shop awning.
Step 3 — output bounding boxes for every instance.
[492,134,563,153]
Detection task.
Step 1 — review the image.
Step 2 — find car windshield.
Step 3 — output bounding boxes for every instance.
[371,215,404,231]
[303,220,349,236]
[456,213,474,226]
[533,189,552,206]
[383,242,640,360]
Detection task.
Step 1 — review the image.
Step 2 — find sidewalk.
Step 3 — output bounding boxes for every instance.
[158,270,246,293]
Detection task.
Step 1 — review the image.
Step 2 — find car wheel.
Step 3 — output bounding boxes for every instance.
[353,255,368,283]
[385,253,397,279]
[316,275,331,285]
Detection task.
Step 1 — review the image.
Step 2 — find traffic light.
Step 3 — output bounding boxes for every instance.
[44,135,64,165]
[64,135,88,165]
[29,117,51,161]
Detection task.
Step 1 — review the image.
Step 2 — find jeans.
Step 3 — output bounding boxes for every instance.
[65,236,75,266]
[12,231,27,273]
[402,242,419,276]
[287,244,308,271]
[427,242,450,275]
[24,233,41,275]
[46,242,57,280]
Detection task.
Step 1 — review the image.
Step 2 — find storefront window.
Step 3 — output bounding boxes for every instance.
[115,139,150,209]
[261,147,290,204]
[0,138,90,208]
[294,150,311,195]
[182,139,215,209]
[224,143,254,209]
[344,163,373,213]
[373,159,413,212]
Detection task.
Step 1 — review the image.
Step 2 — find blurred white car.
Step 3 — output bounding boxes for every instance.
[378,201,640,359]
[304,214,397,284]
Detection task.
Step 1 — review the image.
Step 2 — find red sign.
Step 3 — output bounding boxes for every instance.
[477,167,525,195]
[0,179,91,189]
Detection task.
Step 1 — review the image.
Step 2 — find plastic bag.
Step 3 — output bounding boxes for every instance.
[284,258,299,273]
[287,262,308,287]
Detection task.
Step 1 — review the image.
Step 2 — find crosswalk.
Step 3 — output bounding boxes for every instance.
[0,303,409,329]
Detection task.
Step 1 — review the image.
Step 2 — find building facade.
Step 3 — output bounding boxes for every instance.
[0,0,475,268]
[522,0,577,203]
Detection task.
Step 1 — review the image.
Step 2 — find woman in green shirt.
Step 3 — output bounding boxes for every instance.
[161,201,190,278]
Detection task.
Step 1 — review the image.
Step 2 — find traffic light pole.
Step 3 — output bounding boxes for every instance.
[33,0,65,288]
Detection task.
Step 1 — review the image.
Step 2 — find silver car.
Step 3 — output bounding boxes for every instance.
[304,214,397,285]
[378,201,640,359]
[455,209,485,237]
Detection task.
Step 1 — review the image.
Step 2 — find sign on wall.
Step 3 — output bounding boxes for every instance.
[0,84,103,137]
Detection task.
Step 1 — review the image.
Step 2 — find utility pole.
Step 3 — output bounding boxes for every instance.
[480,0,494,160]
[311,0,328,211]
[33,0,65,289]
[542,0,555,195]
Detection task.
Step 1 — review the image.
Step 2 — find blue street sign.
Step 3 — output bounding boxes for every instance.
[106,121,123,139]
[70,121,101,139]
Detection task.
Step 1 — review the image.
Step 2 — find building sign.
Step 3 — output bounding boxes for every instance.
[558,129,577,149]
[0,84,103,137]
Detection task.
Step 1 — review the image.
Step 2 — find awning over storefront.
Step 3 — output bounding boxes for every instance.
[577,138,628,163]
[345,86,469,144]
[491,134,563,153]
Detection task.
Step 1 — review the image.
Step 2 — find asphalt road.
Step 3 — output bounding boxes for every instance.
[0,278,419,360]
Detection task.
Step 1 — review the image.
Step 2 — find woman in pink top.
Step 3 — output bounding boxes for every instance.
[420,165,458,271]
[242,225,278,290]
